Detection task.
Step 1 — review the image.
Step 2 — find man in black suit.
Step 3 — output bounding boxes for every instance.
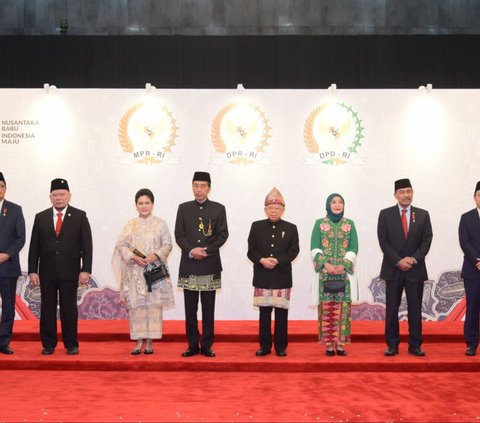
[175,171,228,357]
[377,178,433,357]
[0,172,26,355]
[459,180,480,356]
[247,187,299,357]
[28,178,93,355]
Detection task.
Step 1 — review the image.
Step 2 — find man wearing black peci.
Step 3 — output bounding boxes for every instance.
[175,171,229,358]
[377,178,433,357]
[28,178,93,356]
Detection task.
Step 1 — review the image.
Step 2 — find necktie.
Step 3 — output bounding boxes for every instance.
[55,212,63,237]
[401,209,408,239]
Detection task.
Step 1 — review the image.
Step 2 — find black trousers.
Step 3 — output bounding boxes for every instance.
[385,275,424,348]
[40,278,79,349]
[464,278,480,348]
[183,289,216,351]
[259,306,288,353]
[0,277,17,347]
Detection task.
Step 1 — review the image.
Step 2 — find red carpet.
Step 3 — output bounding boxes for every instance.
[1,370,479,422]
[0,320,477,422]
[1,341,479,372]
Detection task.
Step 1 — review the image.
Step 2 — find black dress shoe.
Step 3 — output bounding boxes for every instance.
[0,345,13,355]
[336,349,347,356]
[255,348,271,356]
[466,346,477,356]
[131,348,141,355]
[201,348,216,357]
[66,346,79,355]
[408,347,426,356]
[325,349,335,357]
[276,350,287,357]
[41,347,55,355]
[181,348,199,357]
[384,345,399,356]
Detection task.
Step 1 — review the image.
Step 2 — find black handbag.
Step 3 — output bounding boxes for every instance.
[323,274,346,294]
[143,259,170,292]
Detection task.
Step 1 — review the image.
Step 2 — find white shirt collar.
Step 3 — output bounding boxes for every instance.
[53,205,68,216]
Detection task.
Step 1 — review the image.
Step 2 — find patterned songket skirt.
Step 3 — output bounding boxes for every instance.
[253,287,291,309]
[178,274,221,291]
[318,301,351,344]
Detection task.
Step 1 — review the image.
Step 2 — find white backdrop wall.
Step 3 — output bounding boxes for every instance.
[1,88,478,320]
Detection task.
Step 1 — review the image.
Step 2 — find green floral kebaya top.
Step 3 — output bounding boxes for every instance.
[310,217,358,302]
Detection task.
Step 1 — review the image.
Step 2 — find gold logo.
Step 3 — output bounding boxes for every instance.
[211,101,271,164]
[118,102,178,164]
[304,102,364,165]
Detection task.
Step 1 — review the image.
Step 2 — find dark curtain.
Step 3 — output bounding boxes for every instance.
[1,35,480,88]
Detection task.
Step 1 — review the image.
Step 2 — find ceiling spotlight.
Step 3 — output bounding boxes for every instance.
[418,84,432,94]
[43,83,57,93]
[328,83,337,93]
[145,83,156,93]
[59,17,68,35]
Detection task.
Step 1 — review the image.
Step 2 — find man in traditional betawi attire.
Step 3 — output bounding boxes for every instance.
[247,187,299,357]
[174,171,229,357]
